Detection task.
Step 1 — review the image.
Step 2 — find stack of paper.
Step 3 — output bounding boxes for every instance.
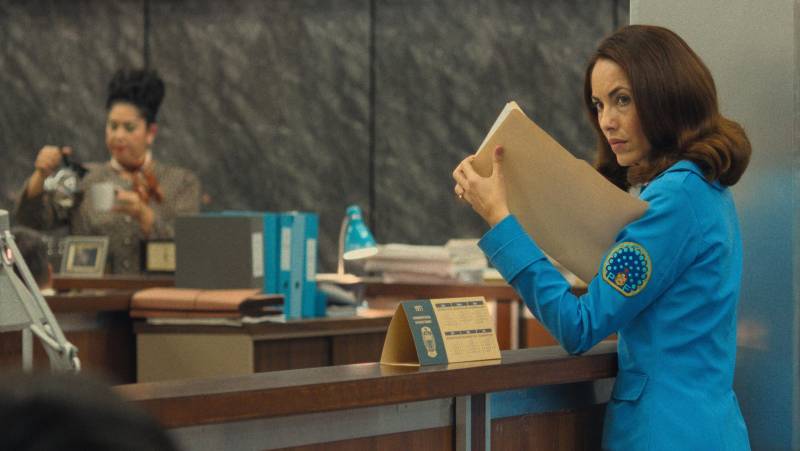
[366,242,488,284]
[365,244,455,283]
[445,239,488,283]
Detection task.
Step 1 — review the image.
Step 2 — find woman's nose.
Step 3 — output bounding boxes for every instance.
[599,110,617,132]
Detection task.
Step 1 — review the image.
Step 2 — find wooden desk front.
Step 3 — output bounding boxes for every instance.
[118,342,618,450]
[134,311,394,382]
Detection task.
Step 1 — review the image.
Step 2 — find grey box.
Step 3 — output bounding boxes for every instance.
[175,215,264,289]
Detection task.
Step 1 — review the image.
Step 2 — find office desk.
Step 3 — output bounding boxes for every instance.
[0,290,136,383]
[53,275,532,350]
[134,310,395,382]
[49,276,580,382]
[119,342,617,450]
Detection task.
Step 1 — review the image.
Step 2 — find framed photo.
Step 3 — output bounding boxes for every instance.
[59,236,109,277]
[141,240,176,273]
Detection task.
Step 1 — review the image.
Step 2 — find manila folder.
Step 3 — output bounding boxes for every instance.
[471,101,648,283]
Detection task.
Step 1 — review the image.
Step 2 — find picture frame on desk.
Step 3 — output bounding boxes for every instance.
[59,236,109,277]
[141,240,176,274]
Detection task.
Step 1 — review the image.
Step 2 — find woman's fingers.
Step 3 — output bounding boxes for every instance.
[459,156,479,179]
[454,183,466,200]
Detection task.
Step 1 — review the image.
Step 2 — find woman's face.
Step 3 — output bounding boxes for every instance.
[105,102,156,169]
[590,58,651,167]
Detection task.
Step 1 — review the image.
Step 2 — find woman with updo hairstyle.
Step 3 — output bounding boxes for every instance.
[16,68,201,274]
[453,25,751,449]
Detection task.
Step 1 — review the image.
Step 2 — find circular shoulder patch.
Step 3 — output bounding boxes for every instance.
[602,242,651,297]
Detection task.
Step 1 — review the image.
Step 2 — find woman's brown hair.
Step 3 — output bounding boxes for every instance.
[583,25,751,189]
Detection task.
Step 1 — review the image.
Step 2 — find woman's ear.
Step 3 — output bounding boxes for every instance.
[146,123,159,147]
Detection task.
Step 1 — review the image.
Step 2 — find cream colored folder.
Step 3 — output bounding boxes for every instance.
[471,101,648,283]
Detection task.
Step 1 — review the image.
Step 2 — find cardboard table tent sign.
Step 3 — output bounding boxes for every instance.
[380,297,501,366]
[471,101,648,283]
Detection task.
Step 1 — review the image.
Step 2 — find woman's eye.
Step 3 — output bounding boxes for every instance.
[616,95,631,106]
[592,101,603,112]
[124,124,136,132]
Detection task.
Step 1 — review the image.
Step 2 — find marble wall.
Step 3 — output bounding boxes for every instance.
[0,0,627,271]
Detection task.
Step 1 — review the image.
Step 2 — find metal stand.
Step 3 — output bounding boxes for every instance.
[0,210,80,372]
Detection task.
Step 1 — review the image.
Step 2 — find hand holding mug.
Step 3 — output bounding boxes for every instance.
[89,182,116,212]
[113,189,145,218]
[113,189,155,235]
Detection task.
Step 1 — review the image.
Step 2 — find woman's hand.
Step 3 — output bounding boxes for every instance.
[452,146,511,227]
[113,189,155,235]
[26,145,71,198]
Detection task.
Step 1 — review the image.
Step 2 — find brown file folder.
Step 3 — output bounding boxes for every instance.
[471,102,648,283]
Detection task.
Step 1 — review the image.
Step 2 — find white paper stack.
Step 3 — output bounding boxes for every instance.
[365,242,487,284]
[445,239,488,283]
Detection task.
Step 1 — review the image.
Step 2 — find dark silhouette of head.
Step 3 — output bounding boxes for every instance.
[0,371,177,451]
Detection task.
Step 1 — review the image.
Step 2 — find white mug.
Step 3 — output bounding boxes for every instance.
[89,182,116,212]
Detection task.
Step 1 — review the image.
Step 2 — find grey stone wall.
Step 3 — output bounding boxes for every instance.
[0,0,627,271]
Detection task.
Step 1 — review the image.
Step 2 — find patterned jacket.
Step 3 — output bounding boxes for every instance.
[15,160,201,274]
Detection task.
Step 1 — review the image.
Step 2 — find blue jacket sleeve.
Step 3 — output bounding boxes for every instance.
[479,177,700,354]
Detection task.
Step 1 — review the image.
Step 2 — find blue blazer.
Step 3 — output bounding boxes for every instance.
[479,161,750,450]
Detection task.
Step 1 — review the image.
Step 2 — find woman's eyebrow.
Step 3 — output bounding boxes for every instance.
[592,85,628,100]
[607,86,628,98]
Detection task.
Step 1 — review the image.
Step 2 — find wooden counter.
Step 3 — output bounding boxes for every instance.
[44,289,132,312]
[52,274,174,291]
[118,342,618,450]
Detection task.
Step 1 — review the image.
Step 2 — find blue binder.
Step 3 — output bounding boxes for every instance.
[300,213,319,317]
[278,214,299,319]
[262,212,280,296]
[287,213,305,320]
[285,211,320,318]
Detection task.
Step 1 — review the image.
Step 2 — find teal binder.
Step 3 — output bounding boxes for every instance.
[300,213,319,317]
[287,213,305,320]
[263,212,280,295]
[278,214,298,319]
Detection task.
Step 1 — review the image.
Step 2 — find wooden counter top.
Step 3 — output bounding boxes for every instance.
[45,290,133,313]
[52,274,174,291]
[133,309,394,339]
[117,341,617,429]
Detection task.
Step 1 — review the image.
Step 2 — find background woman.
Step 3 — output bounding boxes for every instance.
[15,68,201,274]
[453,25,751,449]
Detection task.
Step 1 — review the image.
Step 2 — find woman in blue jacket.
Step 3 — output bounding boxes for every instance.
[453,25,751,450]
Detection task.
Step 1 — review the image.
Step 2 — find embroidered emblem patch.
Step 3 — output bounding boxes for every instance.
[603,242,651,297]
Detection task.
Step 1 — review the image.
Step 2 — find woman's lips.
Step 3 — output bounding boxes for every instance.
[608,139,626,152]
